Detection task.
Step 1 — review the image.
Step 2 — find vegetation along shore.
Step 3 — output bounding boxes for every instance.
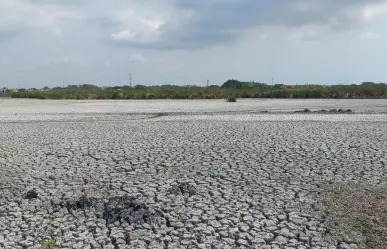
[5,80,387,100]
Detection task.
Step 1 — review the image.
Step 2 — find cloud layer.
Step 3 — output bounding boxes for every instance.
[0,0,81,39]
[1,0,386,48]
[1,0,387,87]
[102,0,387,49]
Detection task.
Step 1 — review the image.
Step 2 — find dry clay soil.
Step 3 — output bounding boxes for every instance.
[0,108,387,249]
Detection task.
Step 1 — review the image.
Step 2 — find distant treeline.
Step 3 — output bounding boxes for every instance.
[9,80,387,99]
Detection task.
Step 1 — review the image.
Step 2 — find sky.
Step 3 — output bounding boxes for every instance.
[1,0,387,88]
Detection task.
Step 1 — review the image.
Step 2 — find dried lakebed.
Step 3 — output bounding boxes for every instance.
[0,111,387,249]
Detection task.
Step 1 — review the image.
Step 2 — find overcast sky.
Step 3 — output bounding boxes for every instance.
[1,0,387,88]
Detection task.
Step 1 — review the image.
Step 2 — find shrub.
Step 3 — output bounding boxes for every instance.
[226,96,237,102]
[112,92,124,99]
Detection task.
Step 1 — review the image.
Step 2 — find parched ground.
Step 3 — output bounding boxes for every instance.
[0,111,387,249]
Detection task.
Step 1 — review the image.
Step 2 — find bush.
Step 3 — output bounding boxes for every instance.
[111,92,124,99]
[226,96,237,102]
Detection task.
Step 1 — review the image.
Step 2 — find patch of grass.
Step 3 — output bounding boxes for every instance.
[41,239,56,249]
[226,96,237,102]
[352,216,375,234]
[351,215,387,249]
[313,182,387,249]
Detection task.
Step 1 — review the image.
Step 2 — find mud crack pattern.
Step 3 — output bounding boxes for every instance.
[0,112,386,249]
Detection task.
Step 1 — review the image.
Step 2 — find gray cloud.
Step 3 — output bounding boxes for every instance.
[2,0,384,50]
[49,56,89,67]
[106,0,385,50]
[0,0,82,42]
[128,54,146,63]
[0,28,19,42]
[176,0,384,28]
[112,29,238,50]
[24,0,91,6]
[88,16,119,30]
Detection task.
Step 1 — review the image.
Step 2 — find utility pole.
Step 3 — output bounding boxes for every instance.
[207,80,209,87]
[129,73,132,87]
[272,78,274,85]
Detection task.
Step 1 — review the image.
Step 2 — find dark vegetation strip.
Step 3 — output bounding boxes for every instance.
[8,80,387,99]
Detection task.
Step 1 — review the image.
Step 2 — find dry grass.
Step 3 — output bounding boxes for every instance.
[313,182,387,249]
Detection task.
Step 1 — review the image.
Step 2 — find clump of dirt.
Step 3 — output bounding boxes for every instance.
[61,195,98,210]
[24,188,38,200]
[296,108,353,113]
[294,108,311,113]
[57,195,166,227]
[312,182,387,249]
[168,182,197,197]
[103,196,165,226]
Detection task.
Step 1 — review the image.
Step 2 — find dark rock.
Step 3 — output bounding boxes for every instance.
[24,189,38,199]
[338,109,344,113]
[346,109,352,113]
[168,182,197,197]
[314,109,328,113]
[295,108,311,113]
[329,109,337,113]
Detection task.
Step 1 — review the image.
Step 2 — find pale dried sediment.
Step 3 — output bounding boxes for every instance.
[0,106,386,248]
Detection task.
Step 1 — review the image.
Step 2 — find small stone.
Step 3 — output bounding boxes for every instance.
[24,189,38,199]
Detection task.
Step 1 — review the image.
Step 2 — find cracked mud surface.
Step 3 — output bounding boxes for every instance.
[0,101,387,249]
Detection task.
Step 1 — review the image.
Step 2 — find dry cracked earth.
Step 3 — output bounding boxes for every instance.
[0,109,387,249]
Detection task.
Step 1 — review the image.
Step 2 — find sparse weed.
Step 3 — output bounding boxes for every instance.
[41,239,56,249]
[313,182,387,249]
